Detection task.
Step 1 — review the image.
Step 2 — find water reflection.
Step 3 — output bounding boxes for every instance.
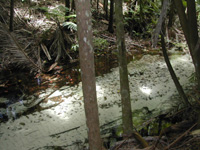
[139,86,152,95]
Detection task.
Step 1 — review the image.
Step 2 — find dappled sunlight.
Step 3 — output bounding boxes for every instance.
[14,5,57,30]
[0,54,195,150]
[177,56,192,62]
[139,86,152,95]
[96,84,103,93]
[37,87,84,121]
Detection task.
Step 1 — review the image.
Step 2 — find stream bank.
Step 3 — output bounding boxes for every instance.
[0,52,196,150]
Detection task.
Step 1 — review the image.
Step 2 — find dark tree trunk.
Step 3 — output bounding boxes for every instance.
[75,0,103,149]
[161,32,190,106]
[104,0,108,20]
[115,0,133,136]
[187,0,200,90]
[108,0,114,33]
[10,0,14,32]
[174,0,200,90]
[173,0,189,44]
[168,0,175,28]
[71,0,75,12]
[65,0,70,17]
[97,0,99,10]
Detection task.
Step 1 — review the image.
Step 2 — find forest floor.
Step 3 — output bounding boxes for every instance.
[1,52,200,150]
[0,0,200,150]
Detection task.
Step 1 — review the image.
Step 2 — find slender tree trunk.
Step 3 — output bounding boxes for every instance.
[174,0,200,90]
[187,0,200,90]
[65,0,70,18]
[161,33,190,106]
[10,0,14,32]
[139,0,143,22]
[115,0,133,136]
[187,0,198,51]
[104,0,108,20]
[108,0,114,33]
[75,1,103,149]
[168,0,175,28]
[173,0,190,46]
[97,0,99,11]
[71,0,75,12]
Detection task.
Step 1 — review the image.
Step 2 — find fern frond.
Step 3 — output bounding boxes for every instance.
[62,22,77,31]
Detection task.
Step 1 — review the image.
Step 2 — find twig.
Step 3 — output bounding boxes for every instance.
[50,126,80,137]
[164,123,197,150]
[172,136,195,149]
[114,136,130,150]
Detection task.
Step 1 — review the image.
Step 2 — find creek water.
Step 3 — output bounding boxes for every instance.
[0,52,195,150]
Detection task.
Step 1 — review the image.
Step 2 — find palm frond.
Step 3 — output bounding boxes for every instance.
[0,23,42,72]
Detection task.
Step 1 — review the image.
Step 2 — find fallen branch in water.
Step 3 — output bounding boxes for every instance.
[50,126,80,137]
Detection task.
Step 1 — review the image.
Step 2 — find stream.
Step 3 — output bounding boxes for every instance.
[0,52,195,150]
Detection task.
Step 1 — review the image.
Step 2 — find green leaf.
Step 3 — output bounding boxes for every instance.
[62,22,77,31]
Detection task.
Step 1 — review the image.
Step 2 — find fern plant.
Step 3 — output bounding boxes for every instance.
[62,21,77,31]
[124,0,160,38]
[93,37,109,51]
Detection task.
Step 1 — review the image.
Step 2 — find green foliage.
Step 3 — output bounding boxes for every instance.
[30,5,76,23]
[71,44,79,51]
[62,21,77,31]
[182,0,187,7]
[93,37,109,51]
[30,5,77,32]
[124,0,160,38]
[44,5,68,21]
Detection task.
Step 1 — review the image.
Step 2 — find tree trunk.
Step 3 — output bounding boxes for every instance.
[174,0,200,90]
[115,0,133,136]
[108,0,114,33]
[71,0,75,12]
[104,0,108,20]
[173,0,190,46]
[10,0,14,32]
[65,0,70,18]
[187,0,200,90]
[161,33,190,106]
[74,1,103,149]
[168,0,175,28]
[97,0,99,11]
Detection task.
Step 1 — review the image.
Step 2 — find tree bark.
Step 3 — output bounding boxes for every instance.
[115,0,133,136]
[187,0,200,90]
[168,0,175,28]
[10,0,14,32]
[104,0,108,20]
[97,0,99,11]
[65,0,70,18]
[108,0,114,33]
[161,33,190,106]
[174,0,200,90]
[173,0,190,47]
[187,0,198,51]
[74,1,103,149]
[71,0,75,12]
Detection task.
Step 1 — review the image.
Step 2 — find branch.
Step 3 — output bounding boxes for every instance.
[50,126,80,137]
[152,0,170,47]
[164,123,197,150]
